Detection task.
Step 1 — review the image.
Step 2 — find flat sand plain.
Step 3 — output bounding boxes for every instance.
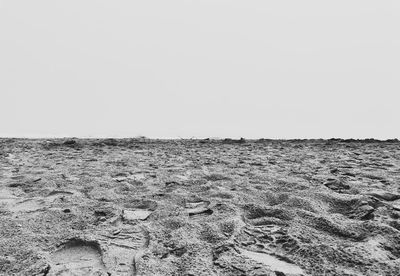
[1,138,400,276]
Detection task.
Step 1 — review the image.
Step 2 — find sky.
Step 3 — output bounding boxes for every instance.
[1,1,399,139]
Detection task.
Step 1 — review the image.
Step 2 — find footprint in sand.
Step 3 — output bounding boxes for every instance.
[98,224,150,276]
[0,188,45,213]
[47,226,149,276]
[48,239,108,276]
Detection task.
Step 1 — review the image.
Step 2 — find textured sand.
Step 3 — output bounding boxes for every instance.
[1,138,400,275]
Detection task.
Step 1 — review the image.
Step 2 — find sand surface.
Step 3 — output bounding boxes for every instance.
[1,138,400,275]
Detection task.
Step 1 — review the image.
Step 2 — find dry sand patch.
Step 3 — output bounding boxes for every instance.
[1,138,400,275]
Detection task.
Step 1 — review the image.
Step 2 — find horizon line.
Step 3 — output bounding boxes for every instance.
[0,136,398,142]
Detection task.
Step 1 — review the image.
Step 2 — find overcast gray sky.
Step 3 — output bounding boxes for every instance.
[1,1,399,139]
